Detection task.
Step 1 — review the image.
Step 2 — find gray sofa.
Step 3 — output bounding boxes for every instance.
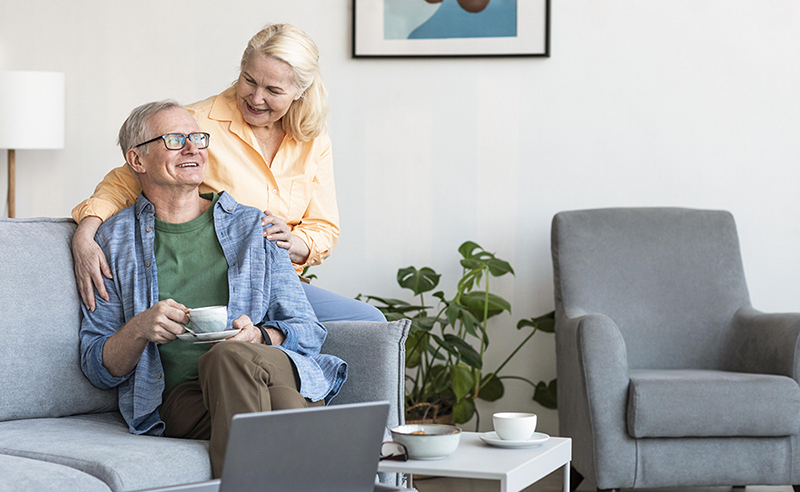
[551,207,800,491]
[0,218,409,492]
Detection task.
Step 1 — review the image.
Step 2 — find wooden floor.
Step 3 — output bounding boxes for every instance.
[412,471,797,492]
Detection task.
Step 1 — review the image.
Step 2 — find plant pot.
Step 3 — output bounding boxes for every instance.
[406,413,454,425]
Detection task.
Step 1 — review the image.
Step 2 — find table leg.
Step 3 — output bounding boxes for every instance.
[563,462,571,492]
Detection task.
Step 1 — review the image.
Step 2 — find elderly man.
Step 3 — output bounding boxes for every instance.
[79,100,347,478]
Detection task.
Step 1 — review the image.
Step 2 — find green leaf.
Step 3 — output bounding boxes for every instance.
[533,379,558,409]
[450,364,474,401]
[461,291,510,319]
[397,266,440,296]
[478,373,504,402]
[405,331,428,368]
[517,311,555,333]
[460,258,483,270]
[357,295,411,308]
[452,398,476,424]
[487,258,514,277]
[459,308,481,339]
[443,334,483,369]
[444,303,460,330]
[386,305,431,316]
[383,312,406,322]
[458,241,482,260]
[411,316,438,332]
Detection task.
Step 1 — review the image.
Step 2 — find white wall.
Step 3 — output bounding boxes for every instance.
[1,0,798,434]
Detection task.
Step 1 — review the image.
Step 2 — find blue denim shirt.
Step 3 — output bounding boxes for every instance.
[80,192,347,436]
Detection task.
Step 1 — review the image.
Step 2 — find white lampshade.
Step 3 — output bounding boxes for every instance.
[0,71,65,150]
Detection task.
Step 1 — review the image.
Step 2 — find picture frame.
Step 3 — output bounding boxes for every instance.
[352,0,550,58]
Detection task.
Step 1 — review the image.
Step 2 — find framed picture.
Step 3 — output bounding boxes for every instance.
[353,0,550,58]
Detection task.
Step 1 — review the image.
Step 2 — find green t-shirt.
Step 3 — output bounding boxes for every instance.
[156,193,229,397]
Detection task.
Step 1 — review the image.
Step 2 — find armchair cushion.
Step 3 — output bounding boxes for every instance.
[628,369,800,438]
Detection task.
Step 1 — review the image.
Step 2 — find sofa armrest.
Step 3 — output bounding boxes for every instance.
[320,320,410,431]
[726,306,800,380]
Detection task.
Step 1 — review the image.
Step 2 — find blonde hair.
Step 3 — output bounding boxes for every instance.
[239,24,328,141]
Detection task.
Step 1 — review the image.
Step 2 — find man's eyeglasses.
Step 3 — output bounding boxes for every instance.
[134,132,210,151]
[379,442,408,462]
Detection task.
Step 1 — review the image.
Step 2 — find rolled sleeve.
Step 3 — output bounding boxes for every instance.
[80,303,132,389]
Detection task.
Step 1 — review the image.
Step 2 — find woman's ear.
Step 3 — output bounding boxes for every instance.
[126,148,146,175]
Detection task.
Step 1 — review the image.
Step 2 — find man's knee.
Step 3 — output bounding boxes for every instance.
[199,341,254,373]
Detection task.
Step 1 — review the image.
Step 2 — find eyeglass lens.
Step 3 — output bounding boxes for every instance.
[164,133,209,150]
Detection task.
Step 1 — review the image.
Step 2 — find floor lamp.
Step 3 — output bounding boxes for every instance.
[0,71,65,218]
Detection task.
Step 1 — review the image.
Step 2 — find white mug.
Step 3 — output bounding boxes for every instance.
[493,412,537,441]
[188,306,228,334]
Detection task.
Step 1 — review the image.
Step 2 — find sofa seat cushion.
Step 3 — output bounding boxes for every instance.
[627,369,800,438]
[0,412,211,491]
[0,453,111,491]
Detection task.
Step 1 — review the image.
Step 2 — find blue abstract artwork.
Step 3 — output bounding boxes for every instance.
[384,0,517,40]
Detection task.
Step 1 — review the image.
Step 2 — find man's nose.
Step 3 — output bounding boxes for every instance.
[182,138,199,154]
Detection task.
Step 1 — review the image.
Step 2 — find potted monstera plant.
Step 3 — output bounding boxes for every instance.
[358,241,556,430]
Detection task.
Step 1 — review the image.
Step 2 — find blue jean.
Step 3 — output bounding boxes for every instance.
[300,282,386,322]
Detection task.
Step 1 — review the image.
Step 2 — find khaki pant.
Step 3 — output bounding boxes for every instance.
[160,342,323,478]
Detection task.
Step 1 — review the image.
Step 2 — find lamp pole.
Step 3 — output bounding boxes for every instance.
[7,149,15,218]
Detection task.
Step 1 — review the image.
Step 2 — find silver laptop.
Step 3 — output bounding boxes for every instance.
[139,401,408,492]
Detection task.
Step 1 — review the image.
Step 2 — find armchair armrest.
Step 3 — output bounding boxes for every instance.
[726,306,800,381]
[557,311,636,489]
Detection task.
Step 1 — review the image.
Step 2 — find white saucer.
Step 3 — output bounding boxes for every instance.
[177,328,241,343]
[479,431,550,448]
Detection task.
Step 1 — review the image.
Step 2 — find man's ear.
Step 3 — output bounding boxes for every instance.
[126,148,146,175]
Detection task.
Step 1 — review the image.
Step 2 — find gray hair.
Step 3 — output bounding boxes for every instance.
[118,100,182,157]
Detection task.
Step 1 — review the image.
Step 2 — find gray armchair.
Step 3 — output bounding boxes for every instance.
[551,207,800,491]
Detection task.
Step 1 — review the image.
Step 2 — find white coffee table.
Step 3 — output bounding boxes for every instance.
[378,432,571,492]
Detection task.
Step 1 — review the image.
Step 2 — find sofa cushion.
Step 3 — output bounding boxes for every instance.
[0,218,117,422]
[0,453,111,491]
[0,412,211,491]
[627,369,800,438]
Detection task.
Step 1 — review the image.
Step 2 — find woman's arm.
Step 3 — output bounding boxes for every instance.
[72,216,112,311]
[262,136,340,272]
[71,164,141,310]
[71,164,142,223]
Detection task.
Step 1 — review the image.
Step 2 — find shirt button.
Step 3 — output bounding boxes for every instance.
[156,373,162,379]
[271,189,278,195]
[146,227,152,232]
[146,261,151,267]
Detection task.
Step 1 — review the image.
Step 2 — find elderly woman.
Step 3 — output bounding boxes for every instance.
[71,24,383,322]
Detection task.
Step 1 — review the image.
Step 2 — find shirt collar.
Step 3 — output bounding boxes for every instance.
[208,86,249,139]
[134,193,155,218]
[134,190,238,218]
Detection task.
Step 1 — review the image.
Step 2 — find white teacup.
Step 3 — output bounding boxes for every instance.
[188,306,228,334]
[493,412,537,441]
